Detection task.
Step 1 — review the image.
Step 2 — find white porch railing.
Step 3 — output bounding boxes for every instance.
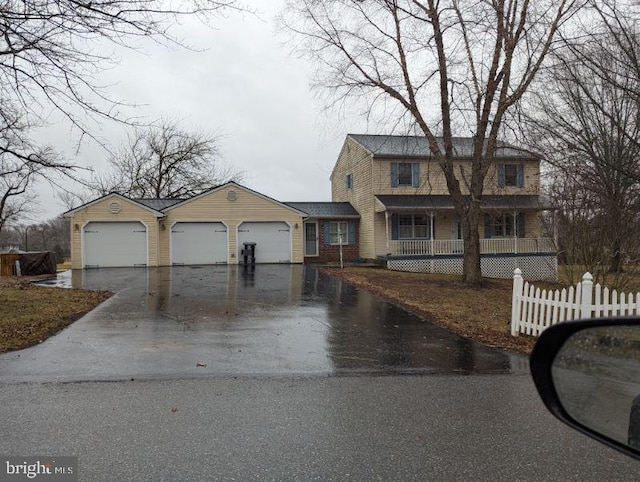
[389,237,554,256]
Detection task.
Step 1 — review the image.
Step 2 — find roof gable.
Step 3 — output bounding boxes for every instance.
[63,192,165,218]
[162,181,308,216]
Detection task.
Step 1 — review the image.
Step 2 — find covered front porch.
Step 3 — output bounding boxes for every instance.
[374,195,557,281]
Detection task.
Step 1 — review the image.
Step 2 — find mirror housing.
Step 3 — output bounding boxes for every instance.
[530,317,640,460]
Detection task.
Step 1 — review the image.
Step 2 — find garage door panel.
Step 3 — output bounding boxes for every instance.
[171,222,227,265]
[237,222,291,263]
[84,222,147,268]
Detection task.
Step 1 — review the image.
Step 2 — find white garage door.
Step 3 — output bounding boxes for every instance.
[237,222,291,263]
[171,222,228,265]
[83,221,147,268]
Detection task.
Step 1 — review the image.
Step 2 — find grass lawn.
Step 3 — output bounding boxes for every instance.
[0,277,111,353]
[319,266,539,354]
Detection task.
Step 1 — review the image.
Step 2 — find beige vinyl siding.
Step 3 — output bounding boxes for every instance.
[436,213,457,241]
[331,137,377,258]
[331,137,372,204]
[485,160,540,195]
[69,196,160,269]
[373,213,388,256]
[372,158,540,196]
[372,159,450,195]
[524,212,543,238]
[158,184,305,265]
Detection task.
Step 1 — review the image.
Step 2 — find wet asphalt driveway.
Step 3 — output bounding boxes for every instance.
[0,265,525,382]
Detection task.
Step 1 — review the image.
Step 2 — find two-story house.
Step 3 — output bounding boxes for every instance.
[330,134,557,281]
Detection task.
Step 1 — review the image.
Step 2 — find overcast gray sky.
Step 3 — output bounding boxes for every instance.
[32,1,369,222]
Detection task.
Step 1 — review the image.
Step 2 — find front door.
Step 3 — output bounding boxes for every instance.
[304,222,318,257]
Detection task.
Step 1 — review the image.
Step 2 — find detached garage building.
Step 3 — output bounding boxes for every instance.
[64,182,359,269]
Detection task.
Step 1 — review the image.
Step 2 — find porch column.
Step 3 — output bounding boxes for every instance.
[429,212,434,256]
[513,210,518,255]
[385,211,390,254]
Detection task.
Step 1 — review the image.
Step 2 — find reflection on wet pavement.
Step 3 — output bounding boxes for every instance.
[0,265,527,382]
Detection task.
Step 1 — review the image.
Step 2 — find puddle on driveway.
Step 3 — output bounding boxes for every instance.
[0,266,526,382]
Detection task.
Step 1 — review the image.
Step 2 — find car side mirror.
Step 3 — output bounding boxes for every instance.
[530,317,640,460]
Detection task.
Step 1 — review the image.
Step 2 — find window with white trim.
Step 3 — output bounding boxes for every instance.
[491,214,515,237]
[329,221,348,245]
[398,214,430,239]
[498,163,524,188]
[391,162,420,187]
[397,163,413,186]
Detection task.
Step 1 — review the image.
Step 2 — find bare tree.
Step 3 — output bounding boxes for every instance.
[525,3,640,276]
[0,0,245,135]
[564,1,640,107]
[0,104,74,234]
[90,119,241,199]
[542,0,640,162]
[282,0,581,285]
[57,190,91,212]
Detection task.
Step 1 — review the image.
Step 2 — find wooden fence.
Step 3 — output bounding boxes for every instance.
[0,253,20,276]
[511,268,640,337]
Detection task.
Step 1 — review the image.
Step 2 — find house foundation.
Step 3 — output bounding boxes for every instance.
[386,253,558,281]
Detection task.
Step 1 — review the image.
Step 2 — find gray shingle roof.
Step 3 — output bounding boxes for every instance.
[285,202,359,218]
[375,195,555,211]
[136,198,185,210]
[349,134,537,159]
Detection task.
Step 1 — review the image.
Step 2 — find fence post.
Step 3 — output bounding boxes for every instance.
[511,268,524,336]
[580,272,594,319]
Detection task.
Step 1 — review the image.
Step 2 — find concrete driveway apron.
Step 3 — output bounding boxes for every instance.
[0,265,526,382]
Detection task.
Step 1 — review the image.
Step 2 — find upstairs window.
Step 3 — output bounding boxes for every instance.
[346,173,353,189]
[391,162,420,188]
[398,163,413,185]
[498,163,524,188]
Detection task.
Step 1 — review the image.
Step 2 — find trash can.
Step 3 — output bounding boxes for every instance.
[241,242,257,265]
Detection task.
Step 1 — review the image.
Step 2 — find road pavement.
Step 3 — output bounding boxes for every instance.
[1,374,638,481]
[1,266,638,479]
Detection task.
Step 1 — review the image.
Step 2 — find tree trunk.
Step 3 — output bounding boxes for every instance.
[462,202,483,286]
[609,238,624,273]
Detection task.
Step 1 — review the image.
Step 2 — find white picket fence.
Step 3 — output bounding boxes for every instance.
[511,268,640,337]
